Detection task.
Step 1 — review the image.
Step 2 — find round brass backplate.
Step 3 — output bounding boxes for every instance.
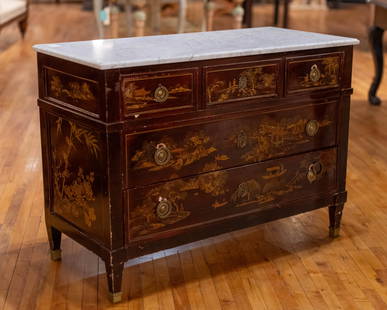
[156,200,173,219]
[305,120,320,137]
[154,84,169,103]
[154,143,171,166]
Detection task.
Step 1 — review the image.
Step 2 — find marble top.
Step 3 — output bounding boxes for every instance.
[33,27,359,70]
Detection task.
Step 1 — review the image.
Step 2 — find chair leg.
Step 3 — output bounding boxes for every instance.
[273,0,279,25]
[368,26,384,106]
[203,0,216,31]
[232,0,245,29]
[93,0,104,38]
[18,18,28,38]
[178,0,187,33]
[133,0,147,36]
[283,0,289,28]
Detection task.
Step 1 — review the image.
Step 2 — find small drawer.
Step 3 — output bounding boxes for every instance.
[127,148,337,241]
[45,67,100,118]
[204,60,280,105]
[125,102,337,187]
[121,68,197,116]
[286,53,343,94]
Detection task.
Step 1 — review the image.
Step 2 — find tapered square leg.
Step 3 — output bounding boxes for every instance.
[105,261,124,303]
[329,204,344,238]
[46,225,62,261]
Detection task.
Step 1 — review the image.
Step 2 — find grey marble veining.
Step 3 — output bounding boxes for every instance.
[33,27,359,70]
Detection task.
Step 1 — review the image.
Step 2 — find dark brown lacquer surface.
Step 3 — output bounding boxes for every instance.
[37,45,354,302]
[286,52,343,94]
[125,102,337,187]
[205,60,280,105]
[45,67,100,117]
[121,68,198,116]
[127,148,337,240]
[47,114,109,243]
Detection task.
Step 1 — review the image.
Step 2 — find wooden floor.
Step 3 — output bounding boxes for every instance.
[1,2,387,309]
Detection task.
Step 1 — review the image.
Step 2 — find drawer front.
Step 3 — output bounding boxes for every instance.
[286,53,343,94]
[121,68,197,116]
[126,103,337,187]
[127,148,337,240]
[205,60,280,105]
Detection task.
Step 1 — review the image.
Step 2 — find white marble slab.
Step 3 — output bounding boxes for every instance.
[33,27,359,70]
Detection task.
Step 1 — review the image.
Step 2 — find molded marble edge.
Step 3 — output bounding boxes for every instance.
[33,27,360,70]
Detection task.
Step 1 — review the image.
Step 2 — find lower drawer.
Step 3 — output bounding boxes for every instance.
[127,148,337,241]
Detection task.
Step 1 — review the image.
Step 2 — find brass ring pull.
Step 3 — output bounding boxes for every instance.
[309,64,321,83]
[307,161,323,183]
[237,130,248,149]
[154,84,169,103]
[305,120,320,137]
[156,199,173,219]
[154,143,171,166]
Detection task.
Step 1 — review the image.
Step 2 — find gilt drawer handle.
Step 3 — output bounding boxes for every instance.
[305,120,320,137]
[237,130,248,149]
[309,64,321,83]
[154,84,169,103]
[156,200,173,219]
[154,143,171,166]
[307,161,323,183]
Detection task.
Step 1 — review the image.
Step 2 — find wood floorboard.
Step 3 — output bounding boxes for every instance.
[1,2,387,309]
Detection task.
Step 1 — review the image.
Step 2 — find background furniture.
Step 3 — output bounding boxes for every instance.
[273,0,289,27]
[242,0,289,29]
[203,0,246,31]
[0,0,29,37]
[34,27,357,303]
[368,0,387,105]
[93,0,187,38]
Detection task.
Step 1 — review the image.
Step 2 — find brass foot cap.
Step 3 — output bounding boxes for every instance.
[108,292,122,303]
[50,249,62,261]
[329,227,340,238]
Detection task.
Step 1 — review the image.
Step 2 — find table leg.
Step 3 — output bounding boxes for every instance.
[204,0,216,31]
[369,25,384,106]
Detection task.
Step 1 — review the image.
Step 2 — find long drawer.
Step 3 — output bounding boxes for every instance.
[125,102,337,187]
[127,148,337,241]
